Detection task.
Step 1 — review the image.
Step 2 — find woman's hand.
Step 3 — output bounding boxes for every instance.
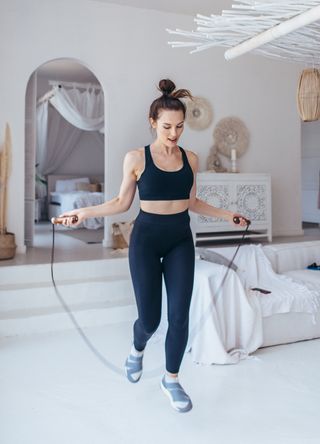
[230,212,250,227]
[58,208,87,227]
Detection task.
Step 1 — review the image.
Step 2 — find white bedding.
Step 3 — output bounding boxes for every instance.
[73,193,104,229]
[153,244,320,366]
[50,191,104,229]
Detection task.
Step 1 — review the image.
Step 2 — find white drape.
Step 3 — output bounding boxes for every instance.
[36,85,104,175]
[41,106,83,175]
[49,85,104,132]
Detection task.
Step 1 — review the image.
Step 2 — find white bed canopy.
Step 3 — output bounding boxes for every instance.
[166,0,320,67]
[36,80,104,175]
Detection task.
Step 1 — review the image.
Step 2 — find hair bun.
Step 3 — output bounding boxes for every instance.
[158,79,176,96]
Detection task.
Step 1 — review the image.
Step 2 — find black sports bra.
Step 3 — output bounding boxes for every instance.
[136,145,194,201]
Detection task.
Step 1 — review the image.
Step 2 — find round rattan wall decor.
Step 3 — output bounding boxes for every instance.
[185,97,213,130]
[213,116,249,158]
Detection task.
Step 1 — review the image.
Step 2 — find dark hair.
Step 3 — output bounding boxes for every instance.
[149,79,193,122]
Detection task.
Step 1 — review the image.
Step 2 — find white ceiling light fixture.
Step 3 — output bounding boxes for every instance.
[166,1,320,66]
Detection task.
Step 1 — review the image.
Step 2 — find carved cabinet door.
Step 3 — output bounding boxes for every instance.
[234,183,268,224]
[196,182,232,230]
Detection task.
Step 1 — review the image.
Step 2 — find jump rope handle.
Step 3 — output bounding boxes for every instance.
[51,215,79,225]
[233,215,251,226]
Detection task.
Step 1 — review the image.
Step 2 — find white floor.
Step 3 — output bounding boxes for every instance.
[1,222,320,443]
[1,321,320,444]
[0,222,127,267]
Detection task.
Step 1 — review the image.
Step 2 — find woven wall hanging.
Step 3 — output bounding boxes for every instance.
[185,97,213,130]
[213,116,250,158]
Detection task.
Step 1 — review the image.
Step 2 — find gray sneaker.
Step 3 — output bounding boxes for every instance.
[160,376,193,412]
[124,354,143,383]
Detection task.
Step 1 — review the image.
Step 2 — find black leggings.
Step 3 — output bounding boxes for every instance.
[128,208,195,374]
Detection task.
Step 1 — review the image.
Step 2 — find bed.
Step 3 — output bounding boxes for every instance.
[47,174,105,229]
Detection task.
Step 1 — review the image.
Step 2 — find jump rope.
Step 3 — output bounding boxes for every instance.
[51,214,251,378]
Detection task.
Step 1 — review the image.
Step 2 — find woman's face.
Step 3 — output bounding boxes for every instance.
[150,109,185,147]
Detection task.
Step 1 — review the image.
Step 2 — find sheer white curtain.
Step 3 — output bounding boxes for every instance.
[36,84,104,175]
[49,85,104,132]
[41,106,83,175]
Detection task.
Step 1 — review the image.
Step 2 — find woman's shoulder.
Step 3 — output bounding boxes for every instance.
[124,147,146,171]
[183,148,198,167]
[183,148,198,157]
[125,146,145,159]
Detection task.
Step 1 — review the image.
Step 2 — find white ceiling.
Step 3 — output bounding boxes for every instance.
[91,0,233,16]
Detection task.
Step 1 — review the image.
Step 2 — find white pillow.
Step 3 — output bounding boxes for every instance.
[55,177,90,192]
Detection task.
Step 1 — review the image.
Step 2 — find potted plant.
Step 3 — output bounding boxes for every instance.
[0,123,16,260]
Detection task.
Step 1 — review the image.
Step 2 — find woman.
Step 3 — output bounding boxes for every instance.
[59,79,248,413]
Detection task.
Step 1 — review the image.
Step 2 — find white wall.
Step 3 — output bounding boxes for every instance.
[301,121,320,223]
[0,0,303,253]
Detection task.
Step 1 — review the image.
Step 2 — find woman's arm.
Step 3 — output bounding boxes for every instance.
[187,151,247,226]
[58,150,138,226]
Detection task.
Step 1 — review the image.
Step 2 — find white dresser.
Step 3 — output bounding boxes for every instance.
[190,172,272,243]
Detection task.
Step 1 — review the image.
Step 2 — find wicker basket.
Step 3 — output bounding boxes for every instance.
[111,221,134,249]
[297,68,320,122]
[0,232,17,260]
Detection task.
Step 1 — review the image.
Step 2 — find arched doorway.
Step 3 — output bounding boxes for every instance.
[25,58,105,252]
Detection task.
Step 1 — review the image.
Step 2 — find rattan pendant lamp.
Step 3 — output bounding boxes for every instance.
[297,68,320,122]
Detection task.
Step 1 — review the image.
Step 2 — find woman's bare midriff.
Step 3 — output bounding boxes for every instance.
[139,199,189,215]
